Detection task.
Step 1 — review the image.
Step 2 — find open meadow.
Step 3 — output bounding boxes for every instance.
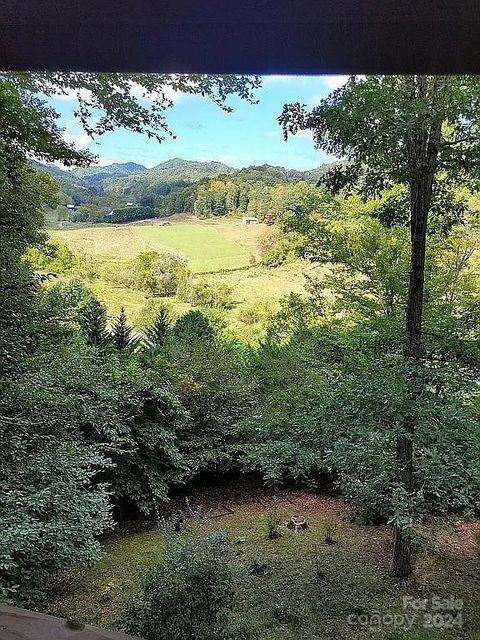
[50,217,260,273]
[49,218,317,335]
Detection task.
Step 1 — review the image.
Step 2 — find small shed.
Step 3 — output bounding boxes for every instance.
[242,216,259,225]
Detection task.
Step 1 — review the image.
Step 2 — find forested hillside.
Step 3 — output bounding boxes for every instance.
[70,162,147,188]
[36,157,341,224]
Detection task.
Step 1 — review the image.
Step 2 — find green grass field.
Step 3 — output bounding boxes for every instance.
[49,220,321,337]
[133,225,251,272]
[51,221,254,273]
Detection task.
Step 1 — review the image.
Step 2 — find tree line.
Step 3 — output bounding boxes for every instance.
[44,162,340,224]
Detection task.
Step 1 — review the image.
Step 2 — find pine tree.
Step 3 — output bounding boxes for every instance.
[173,310,214,341]
[110,307,138,351]
[78,298,108,346]
[144,306,170,349]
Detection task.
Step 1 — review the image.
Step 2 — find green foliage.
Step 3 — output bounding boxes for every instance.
[28,242,95,284]
[280,76,480,196]
[39,278,94,323]
[144,305,171,349]
[78,297,109,346]
[242,311,480,522]
[192,175,331,222]
[154,252,188,296]
[241,199,480,521]
[0,420,112,605]
[106,205,155,224]
[0,331,118,603]
[0,70,263,605]
[131,251,159,293]
[0,146,56,371]
[261,247,287,268]
[3,67,480,607]
[178,274,234,308]
[100,250,187,296]
[110,307,139,351]
[69,204,104,224]
[303,202,411,318]
[173,309,215,341]
[258,225,299,267]
[122,531,234,640]
[237,300,274,325]
[26,241,91,279]
[0,296,194,601]
[108,361,190,512]
[368,183,467,235]
[0,79,92,166]
[163,333,255,474]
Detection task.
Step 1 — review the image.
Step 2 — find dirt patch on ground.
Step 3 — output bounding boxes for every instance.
[434,519,479,559]
[169,477,347,517]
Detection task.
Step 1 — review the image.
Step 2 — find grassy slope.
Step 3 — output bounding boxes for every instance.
[51,221,253,273]
[49,220,318,336]
[45,482,480,639]
[50,226,150,260]
[133,225,251,273]
[86,262,311,327]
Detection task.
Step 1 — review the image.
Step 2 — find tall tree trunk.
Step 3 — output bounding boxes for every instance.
[390,76,443,578]
[390,171,430,578]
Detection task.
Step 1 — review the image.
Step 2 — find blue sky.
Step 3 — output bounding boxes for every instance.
[51,75,348,170]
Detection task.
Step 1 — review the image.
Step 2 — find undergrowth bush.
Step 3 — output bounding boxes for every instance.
[121,531,234,640]
[265,510,282,540]
[237,300,274,325]
[178,274,233,309]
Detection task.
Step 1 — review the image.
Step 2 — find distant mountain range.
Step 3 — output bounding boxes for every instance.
[70,162,147,187]
[30,160,74,180]
[33,156,345,224]
[31,157,339,190]
[145,158,236,181]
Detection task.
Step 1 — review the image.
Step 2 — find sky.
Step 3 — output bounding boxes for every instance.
[50,75,348,171]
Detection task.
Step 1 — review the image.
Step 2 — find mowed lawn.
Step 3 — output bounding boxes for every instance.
[51,223,252,273]
[133,225,251,272]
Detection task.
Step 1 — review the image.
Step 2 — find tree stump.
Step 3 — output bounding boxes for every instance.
[286,515,308,533]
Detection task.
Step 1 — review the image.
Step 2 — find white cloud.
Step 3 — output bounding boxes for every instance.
[63,132,91,149]
[54,88,92,102]
[322,75,350,91]
[129,81,185,104]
